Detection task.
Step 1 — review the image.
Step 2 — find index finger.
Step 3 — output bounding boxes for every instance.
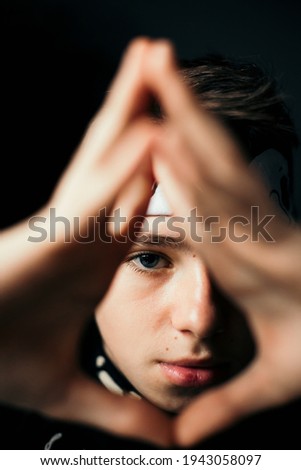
[143,42,247,175]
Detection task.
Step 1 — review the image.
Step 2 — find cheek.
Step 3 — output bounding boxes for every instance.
[95,268,170,357]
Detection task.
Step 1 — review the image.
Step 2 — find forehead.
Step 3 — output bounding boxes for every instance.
[135,216,191,252]
[141,216,182,235]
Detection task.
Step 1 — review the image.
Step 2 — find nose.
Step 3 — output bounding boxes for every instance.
[170,260,222,339]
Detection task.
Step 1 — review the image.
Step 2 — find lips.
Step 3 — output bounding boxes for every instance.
[159,359,229,387]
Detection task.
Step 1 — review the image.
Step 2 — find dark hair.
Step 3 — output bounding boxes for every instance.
[151,53,299,161]
[150,53,299,218]
[178,54,299,161]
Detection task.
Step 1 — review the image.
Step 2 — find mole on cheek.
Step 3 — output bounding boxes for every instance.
[174,336,178,340]
[165,347,169,351]
[193,254,196,258]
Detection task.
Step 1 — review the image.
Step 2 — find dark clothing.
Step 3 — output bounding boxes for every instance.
[1,399,300,450]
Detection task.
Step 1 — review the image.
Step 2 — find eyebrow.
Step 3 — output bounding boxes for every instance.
[132,234,190,252]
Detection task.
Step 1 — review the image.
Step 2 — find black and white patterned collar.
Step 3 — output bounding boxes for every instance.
[80,317,141,399]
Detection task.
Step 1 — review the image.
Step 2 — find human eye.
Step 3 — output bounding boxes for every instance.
[126,251,171,274]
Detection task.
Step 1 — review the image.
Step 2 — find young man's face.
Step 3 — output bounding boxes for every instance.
[96,217,255,412]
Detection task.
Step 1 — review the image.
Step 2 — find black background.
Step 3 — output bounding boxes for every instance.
[2,0,301,226]
[1,0,301,451]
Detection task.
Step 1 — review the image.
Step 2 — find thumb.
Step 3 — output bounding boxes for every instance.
[173,360,281,447]
[42,373,173,448]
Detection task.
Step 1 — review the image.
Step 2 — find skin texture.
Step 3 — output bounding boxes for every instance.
[0,39,173,447]
[1,38,301,448]
[96,217,255,412]
[143,42,301,446]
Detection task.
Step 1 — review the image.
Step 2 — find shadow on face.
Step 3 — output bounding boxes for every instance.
[95,217,255,412]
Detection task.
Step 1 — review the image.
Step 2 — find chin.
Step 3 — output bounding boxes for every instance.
[149,392,199,414]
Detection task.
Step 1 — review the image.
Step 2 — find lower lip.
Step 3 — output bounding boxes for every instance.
[159,362,228,387]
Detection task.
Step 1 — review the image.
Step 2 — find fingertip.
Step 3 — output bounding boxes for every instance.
[124,37,177,78]
[153,38,175,53]
[172,418,196,448]
[147,39,177,73]
[125,36,152,58]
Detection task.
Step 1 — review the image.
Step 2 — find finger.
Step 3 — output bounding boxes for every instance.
[143,42,247,175]
[43,373,172,448]
[153,146,279,303]
[153,129,256,249]
[144,43,291,229]
[173,360,284,447]
[153,113,278,226]
[94,118,158,217]
[55,117,157,220]
[109,158,154,236]
[152,125,208,217]
[153,132,301,304]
